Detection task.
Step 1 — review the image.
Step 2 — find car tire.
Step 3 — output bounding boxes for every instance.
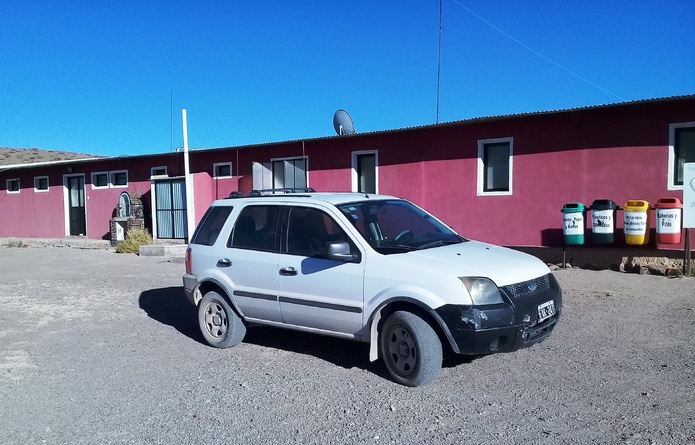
[198,291,246,348]
[380,311,443,387]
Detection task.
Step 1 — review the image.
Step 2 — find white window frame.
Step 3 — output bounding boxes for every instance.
[6,178,20,194]
[34,176,49,192]
[270,156,308,189]
[351,150,379,193]
[91,172,109,189]
[213,162,233,179]
[150,166,168,177]
[110,170,128,188]
[667,121,695,190]
[252,156,309,190]
[477,137,513,196]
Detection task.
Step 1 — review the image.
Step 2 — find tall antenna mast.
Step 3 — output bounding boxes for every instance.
[170,90,173,152]
[436,0,443,124]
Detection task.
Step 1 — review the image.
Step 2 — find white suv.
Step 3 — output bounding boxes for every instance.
[183,190,562,386]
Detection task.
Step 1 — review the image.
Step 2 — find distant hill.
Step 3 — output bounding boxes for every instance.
[0,147,105,166]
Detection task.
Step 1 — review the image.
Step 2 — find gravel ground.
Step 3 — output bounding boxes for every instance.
[1,247,694,444]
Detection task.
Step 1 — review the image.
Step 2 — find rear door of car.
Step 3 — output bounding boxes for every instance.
[277,205,365,334]
[218,204,283,322]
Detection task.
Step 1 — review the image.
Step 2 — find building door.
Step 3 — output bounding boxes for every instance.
[154,178,187,239]
[66,175,86,236]
[352,151,377,194]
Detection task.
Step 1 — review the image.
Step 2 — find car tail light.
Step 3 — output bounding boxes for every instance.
[185,247,192,274]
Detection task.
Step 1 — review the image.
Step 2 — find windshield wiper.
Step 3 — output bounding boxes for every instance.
[416,239,463,250]
[373,245,418,254]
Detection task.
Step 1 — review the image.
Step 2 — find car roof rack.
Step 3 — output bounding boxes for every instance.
[228,187,316,198]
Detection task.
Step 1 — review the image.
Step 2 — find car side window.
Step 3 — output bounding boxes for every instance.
[190,206,233,246]
[286,207,355,258]
[228,205,280,251]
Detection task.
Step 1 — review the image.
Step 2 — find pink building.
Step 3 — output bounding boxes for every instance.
[2,96,694,251]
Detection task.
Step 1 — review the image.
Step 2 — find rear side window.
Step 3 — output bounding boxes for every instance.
[229,205,280,251]
[190,206,233,246]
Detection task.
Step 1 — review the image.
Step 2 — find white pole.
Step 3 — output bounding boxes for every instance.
[182,109,195,242]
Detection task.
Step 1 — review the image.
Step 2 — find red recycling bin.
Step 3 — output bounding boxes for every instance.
[655,197,682,244]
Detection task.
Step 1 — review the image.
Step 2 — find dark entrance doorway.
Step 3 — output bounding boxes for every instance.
[66,175,86,236]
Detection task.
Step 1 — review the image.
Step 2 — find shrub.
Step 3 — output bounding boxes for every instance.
[2,239,25,248]
[116,228,153,254]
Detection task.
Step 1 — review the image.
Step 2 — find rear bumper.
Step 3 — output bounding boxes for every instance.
[182,274,198,305]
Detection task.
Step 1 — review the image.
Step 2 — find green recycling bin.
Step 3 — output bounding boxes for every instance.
[562,202,586,245]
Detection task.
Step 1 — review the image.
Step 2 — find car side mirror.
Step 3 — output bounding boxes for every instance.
[325,241,359,262]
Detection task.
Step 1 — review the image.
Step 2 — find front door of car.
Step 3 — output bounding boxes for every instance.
[221,205,282,322]
[278,206,365,335]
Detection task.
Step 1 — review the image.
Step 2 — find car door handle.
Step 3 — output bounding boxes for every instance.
[216,258,232,267]
[279,267,297,276]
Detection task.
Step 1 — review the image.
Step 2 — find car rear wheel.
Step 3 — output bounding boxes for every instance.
[198,291,246,348]
[380,311,442,386]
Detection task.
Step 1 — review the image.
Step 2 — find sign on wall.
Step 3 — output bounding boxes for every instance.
[684,162,695,229]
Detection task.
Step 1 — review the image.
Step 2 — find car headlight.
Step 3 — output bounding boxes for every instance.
[460,277,504,305]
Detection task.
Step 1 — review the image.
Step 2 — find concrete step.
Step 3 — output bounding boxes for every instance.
[139,243,187,258]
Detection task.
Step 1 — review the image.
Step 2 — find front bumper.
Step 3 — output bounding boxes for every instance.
[433,273,562,355]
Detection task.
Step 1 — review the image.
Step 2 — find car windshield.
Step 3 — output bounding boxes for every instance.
[337,199,466,254]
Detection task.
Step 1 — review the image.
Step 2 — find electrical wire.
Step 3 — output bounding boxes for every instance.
[451,0,625,101]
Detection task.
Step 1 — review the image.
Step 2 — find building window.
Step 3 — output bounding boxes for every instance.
[34,176,49,192]
[110,170,128,187]
[352,150,378,194]
[669,122,695,189]
[6,178,20,193]
[274,158,306,189]
[151,166,168,177]
[477,137,513,195]
[273,157,307,189]
[213,162,233,178]
[91,172,108,189]
[251,157,308,190]
[92,171,128,189]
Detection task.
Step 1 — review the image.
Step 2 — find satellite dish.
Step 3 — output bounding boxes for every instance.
[333,109,356,135]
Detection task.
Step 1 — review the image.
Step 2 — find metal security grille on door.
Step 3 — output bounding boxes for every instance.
[155,179,187,239]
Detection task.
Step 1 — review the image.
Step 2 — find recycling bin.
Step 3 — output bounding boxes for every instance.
[655,197,682,244]
[562,202,586,245]
[590,199,618,244]
[623,200,650,245]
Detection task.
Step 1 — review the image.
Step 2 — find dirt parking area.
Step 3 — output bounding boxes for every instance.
[1,246,694,444]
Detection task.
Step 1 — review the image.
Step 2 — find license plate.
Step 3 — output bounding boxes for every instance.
[537,300,556,322]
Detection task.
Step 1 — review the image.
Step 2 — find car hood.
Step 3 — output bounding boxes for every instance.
[404,240,550,287]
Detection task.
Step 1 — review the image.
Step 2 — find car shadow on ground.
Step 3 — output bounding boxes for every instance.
[137,287,388,377]
[442,353,481,368]
[242,326,389,377]
[138,287,476,379]
[138,286,205,344]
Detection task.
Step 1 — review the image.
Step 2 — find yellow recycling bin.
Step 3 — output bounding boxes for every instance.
[623,200,650,245]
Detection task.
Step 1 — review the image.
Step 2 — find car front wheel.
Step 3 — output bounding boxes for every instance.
[380,311,442,386]
[198,291,246,348]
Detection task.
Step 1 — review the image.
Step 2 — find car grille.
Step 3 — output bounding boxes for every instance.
[503,274,551,299]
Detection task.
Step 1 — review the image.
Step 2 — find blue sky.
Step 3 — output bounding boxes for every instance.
[1,1,694,157]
